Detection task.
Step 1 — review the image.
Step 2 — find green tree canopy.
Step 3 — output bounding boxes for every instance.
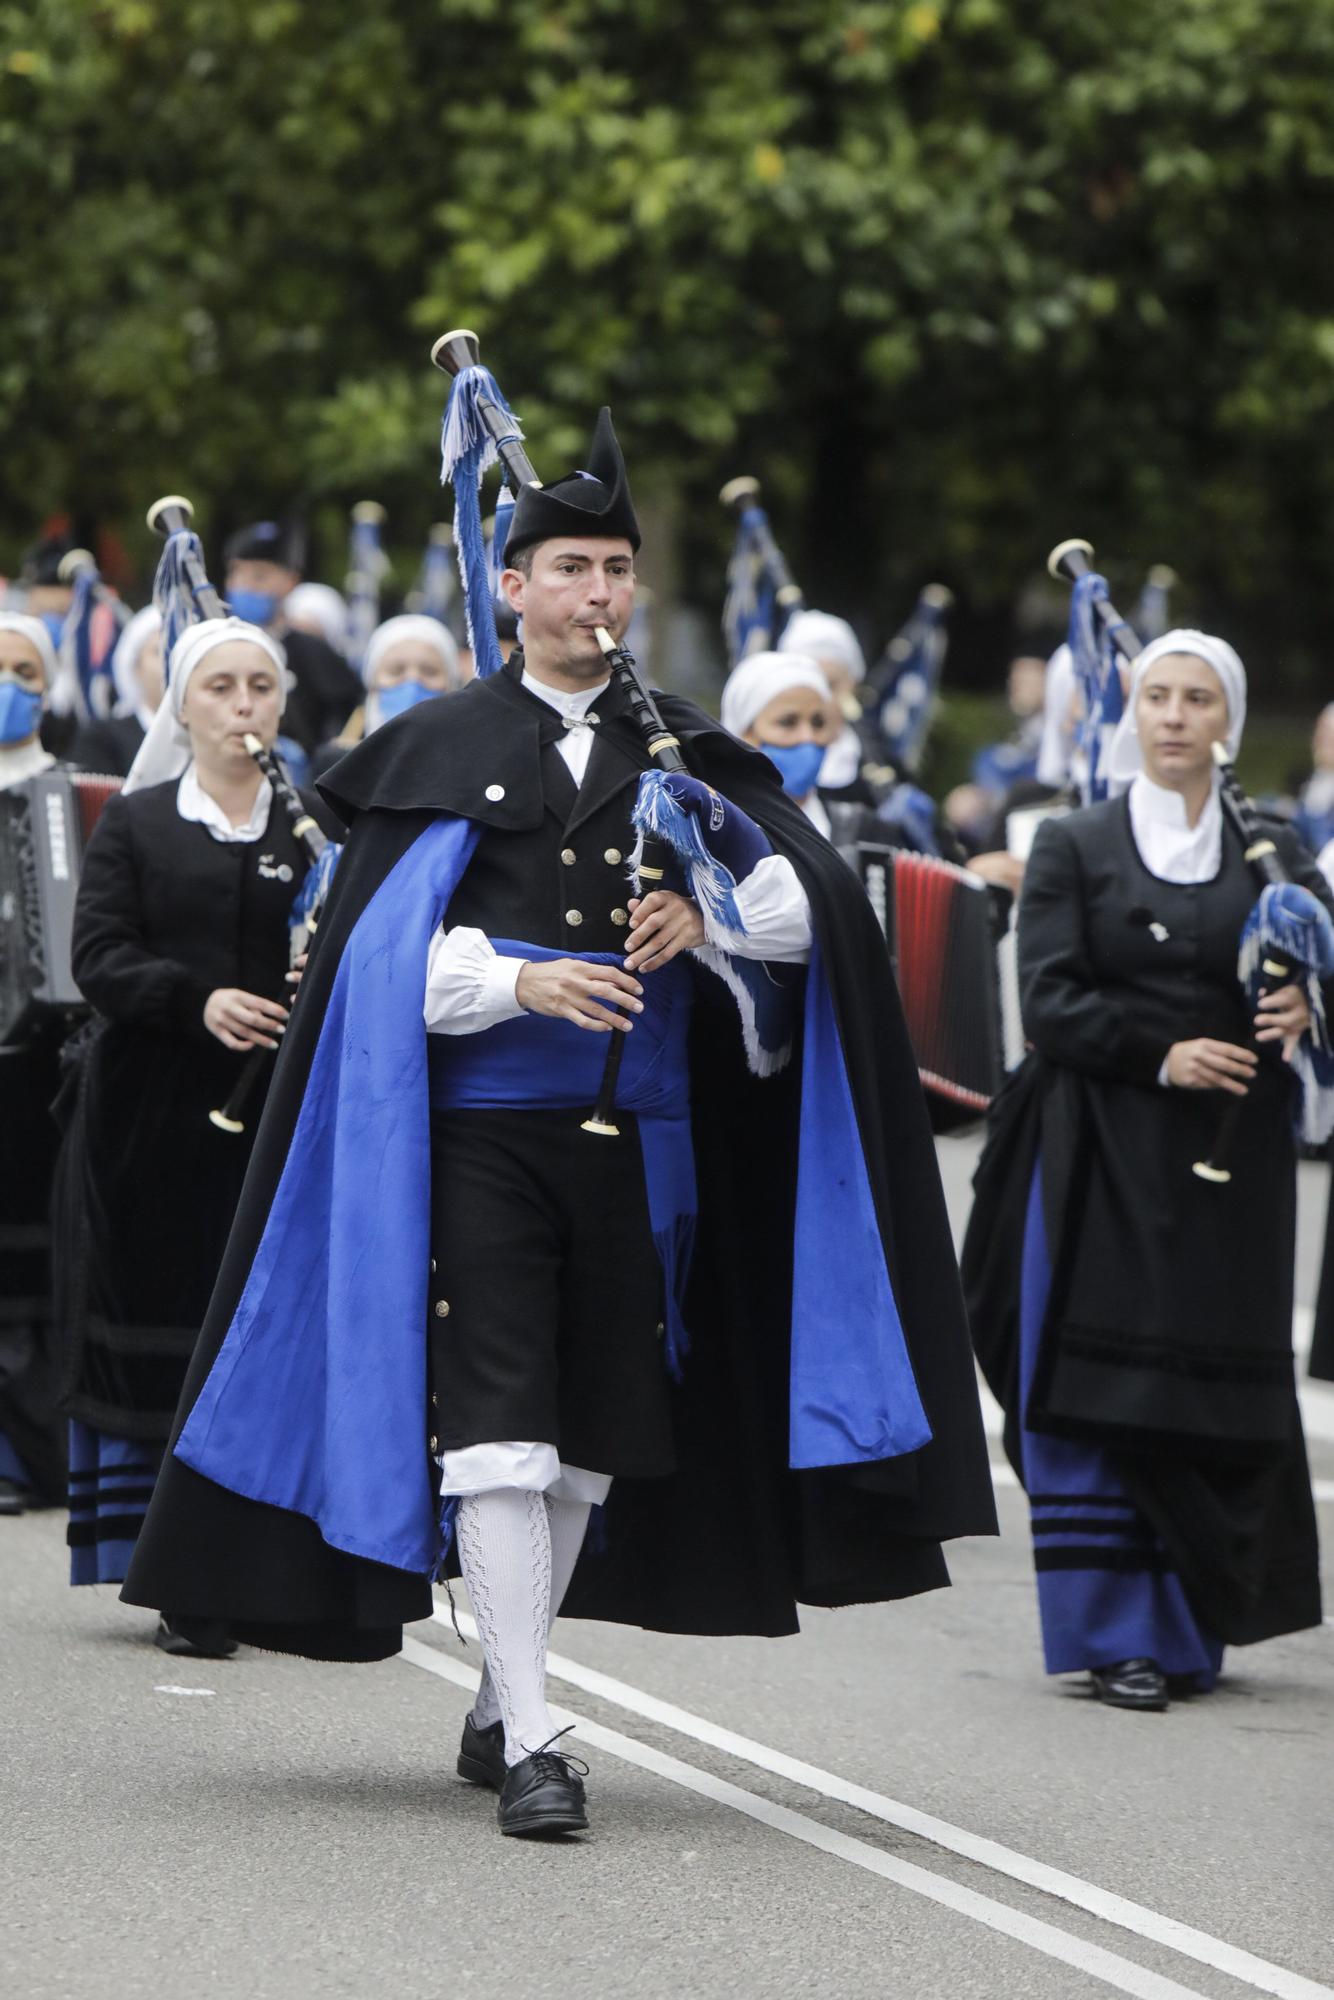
[3,0,1333,690]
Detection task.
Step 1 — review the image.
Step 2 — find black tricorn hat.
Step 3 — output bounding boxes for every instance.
[503,407,640,563]
[222,518,308,573]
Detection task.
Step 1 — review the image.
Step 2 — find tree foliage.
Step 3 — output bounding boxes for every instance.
[3,0,1333,687]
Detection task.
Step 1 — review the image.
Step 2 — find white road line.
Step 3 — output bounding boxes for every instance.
[400,1636,1213,2000]
[430,1605,1333,2000]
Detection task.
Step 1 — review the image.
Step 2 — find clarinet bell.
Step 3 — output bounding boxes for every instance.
[1191,1159,1232,1184]
[209,1106,246,1135]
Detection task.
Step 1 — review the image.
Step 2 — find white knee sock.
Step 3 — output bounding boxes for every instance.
[455,1487,562,1765]
[468,1492,593,1737]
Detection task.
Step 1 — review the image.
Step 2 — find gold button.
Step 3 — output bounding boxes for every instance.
[565,909,583,926]
[428,1434,438,1453]
[434,1299,450,1318]
[610,908,629,926]
[560,848,577,866]
[603,847,623,865]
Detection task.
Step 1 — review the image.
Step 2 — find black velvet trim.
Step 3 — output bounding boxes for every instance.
[1030,1516,1157,1540]
[68,1482,158,1508]
[66,1513,151,1547]
[1034,1547,1170,1575]
[1059,1325,1292,1385]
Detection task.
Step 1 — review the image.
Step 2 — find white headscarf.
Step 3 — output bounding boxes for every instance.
[109,605,163,729]
[362,614,460,690]
[720,651,832,741]
[123,619,287,795]
[1106,628,1246,794]
[778,610,866,685]
[285,581,349,655]
[0,612,58,693]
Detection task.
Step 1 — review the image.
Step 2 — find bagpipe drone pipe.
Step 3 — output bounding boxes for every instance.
[431,327,688,1136]
[719,475,805,665]
[0,769,123,1046]
[344,500,389,679]
[1047,538,1334,1182]
[862,583,954,779]
[137,495,342,1133]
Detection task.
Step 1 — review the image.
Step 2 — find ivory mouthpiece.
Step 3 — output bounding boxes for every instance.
[1046,537,1094,581]
[431,328,481,376]
[243,733,264,756]
[592,626,616,656]
[1210,741,1230,767]
[147,493,194,535]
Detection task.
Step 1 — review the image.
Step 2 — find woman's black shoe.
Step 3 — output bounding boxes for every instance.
[154,1614,238,1660]
[457,1714,507,1791]
[1087,1658,1169,1711]
[497,1733,589,1839]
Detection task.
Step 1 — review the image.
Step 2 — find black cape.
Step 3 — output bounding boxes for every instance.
[124,668,996,1660]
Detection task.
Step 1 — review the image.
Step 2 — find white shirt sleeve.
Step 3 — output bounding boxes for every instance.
[423,926,527,1035]
[699,853,813,965]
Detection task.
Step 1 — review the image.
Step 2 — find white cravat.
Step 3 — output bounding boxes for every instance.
[520,669,610,787]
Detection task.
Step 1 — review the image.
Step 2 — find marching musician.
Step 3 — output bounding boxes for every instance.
[124,407,995,1838]
[311,613,462,778]
[222,521,362,752]
[963,631,1327,1711]
[776,609,868,794]
[69,605,163,777]
[0,614,69,1514]
[55,616,335,1652]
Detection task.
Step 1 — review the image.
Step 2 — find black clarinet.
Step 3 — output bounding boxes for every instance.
[430,328,687,1136]
[208,736,331,1134]
[1190,744,1296,1185]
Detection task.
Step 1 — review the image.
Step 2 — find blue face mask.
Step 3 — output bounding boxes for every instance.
[228,588,279,628]
[376,680,439,723]
[0,682,44,746]
[763,739,826,798]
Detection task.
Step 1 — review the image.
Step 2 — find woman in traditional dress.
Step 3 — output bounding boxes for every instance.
[0,614,69,1513]
[69,605,163,778]
[56,618,335,1652]
[964,631,1326,1710]
[311,613,461,777]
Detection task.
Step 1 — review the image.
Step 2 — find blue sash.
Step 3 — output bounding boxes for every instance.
[428,942,696,1375]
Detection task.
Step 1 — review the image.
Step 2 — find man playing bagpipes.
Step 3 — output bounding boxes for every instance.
[124,342,995,1841]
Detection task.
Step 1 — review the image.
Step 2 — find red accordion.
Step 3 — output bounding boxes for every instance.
[857,841,1006,1114]
[0,769,122,1045]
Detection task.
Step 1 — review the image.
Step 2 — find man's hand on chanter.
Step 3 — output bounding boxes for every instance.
[515,958,645,1033]
[623,891,706,973]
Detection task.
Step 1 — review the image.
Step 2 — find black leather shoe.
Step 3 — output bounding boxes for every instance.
[1088,1657,1169,1711]
[154,1614,238,1660]
[457,1714,507,1791]
[497,1734,589,1839]
[0,1477,28,1516]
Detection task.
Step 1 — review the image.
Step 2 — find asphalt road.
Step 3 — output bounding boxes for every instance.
[3,1138,1332,2000]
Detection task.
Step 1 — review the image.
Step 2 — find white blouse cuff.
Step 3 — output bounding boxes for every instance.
[423,926,527,1035]
[700,852,812,964]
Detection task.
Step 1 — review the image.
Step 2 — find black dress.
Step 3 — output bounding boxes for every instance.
[963,794,1325,1668]
[69,714,145,778]
[55,776,333,1580]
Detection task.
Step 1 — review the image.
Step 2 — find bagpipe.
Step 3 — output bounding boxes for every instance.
[1047,538,1334,1182]
[862,583,953,779]
[344,500,389,678]
[719,475,805,665]
[140,495,341,1132]
[431,328,692,1136]
[52,546,128,723]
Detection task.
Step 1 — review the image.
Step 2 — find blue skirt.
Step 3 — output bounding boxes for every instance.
[67,1420,163,1586]
[1019,1163,1223,1687]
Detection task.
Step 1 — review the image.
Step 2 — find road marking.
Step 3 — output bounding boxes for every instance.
[400,1636,1213,2000]
[429,1605,1333,2000]
[152,1684,216,1697]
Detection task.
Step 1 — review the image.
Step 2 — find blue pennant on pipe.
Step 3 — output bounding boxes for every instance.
[1067,571,1128,804]
[440,366,524,680]
[722,501,784,667]
[1238,881,1334,1146]
[152,528,211,673]
[875,590,951,776]
[58,564,112,721]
